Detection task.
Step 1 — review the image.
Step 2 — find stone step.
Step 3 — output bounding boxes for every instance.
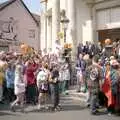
[61,90,88,99]
[60,90,89,103]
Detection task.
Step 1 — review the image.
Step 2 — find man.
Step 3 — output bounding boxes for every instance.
[86,55,102,115]
[76,54,86,92]
[49,63,60,111]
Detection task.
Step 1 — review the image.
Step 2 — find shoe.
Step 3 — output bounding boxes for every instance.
[108,112,112,116]
[10,105,16,112]
[86,103,90,108]
[56,106,61,111]
[0,101,4,104]
[91,110,99,115]
[37,104,41,110]
[20,108,25,113]
[76,90,81,93]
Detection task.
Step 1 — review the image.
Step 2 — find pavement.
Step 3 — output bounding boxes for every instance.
[0,88,120,120]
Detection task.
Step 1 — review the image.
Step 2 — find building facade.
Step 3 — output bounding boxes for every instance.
[0,0,40,52]
[40,0,120,53]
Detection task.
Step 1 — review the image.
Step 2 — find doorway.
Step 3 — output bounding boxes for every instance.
[98,28,120,44]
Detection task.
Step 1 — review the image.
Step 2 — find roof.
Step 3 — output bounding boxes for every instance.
[0,0,15,10]
[32,13,40,23]
[0,0,40,26]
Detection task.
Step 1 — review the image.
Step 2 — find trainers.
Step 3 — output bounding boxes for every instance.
[108,112,112,116]
[37,104,41,110]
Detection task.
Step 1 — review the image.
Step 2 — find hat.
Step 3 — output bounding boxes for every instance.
[111,60,119,66]
[110,56,115,60]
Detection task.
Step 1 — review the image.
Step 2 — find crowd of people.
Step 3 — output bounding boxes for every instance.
[76,40,120,115]
[0,49,70,112]
[0,39,120,116]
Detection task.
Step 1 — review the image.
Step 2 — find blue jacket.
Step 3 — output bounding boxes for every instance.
[76,59,86,72]
[5,68,15,88]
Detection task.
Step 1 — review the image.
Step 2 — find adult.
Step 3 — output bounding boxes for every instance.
[86,55,102,115]
[76,54,86,92]
[11,59,25,112]
[5,63,15,102]
[25,59,38,104]
[49,63,60,111]
[102,61,118,115]
[37,64,49,110]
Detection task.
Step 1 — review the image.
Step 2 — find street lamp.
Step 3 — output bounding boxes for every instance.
[60,15,69,43]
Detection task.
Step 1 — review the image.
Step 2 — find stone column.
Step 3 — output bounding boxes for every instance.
[66,0,77,59]
[52,0,60,50]
[47,16,52,50]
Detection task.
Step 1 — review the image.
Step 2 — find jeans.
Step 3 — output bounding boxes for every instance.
[0,86,3,101]
[90,93,99,112]
[50,83,59,108]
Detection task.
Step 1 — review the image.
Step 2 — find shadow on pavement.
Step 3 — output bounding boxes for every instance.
[0,111,20,116]
[61,104,85,111]
[26,104,86,113]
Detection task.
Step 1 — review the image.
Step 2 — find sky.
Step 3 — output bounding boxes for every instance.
[0,0,43,15]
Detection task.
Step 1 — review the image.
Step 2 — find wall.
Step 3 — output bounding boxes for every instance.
[93,0,120,41]
[76,0,93,45]
[0,0,40,50]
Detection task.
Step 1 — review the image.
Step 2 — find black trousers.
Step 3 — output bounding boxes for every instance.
[50,83,59,108]
[7,88,15,102]
[26,84,37,104]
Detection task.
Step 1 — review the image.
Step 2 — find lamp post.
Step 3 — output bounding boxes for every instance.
[60,15,69,43]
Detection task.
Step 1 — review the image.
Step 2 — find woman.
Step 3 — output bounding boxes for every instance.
[111,60,120,114]
[37,64,49,110]
[102,61,117,115]
[5,63,15,102]
[63,61,70,93]
[11,59,25,112]
[25,59,37,104]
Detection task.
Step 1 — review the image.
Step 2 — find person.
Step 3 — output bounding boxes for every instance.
[25,59,37,104]
[86,55,102,115]
[0,66,4,104]
[102,60,118,115]
[37,64,49,110]
[5,63,15,102]
[115,62,120,114]
[77,43,84,57]
[76,54,86,92]
[110,60,120,115]
[49,63,60,111]
[59,58,70,94]
[11,59,25,112]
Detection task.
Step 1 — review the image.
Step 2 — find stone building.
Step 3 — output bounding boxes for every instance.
[40,0,120,53]
[0,0,40,52]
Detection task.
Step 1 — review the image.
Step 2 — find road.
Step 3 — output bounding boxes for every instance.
[0,90,120,120]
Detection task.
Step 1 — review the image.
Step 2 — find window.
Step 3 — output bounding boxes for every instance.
[29,29,35,38]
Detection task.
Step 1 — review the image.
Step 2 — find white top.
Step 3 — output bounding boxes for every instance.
[119,48,120,55]
[37,69,49,88]
[14,64,25,95]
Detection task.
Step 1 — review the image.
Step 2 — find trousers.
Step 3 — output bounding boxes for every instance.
[50,83,59,108]
[0,86,3,101]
